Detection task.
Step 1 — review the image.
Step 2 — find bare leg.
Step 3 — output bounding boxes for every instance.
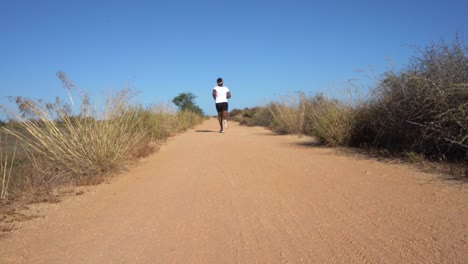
[218,112,223,132]
[222,110,229,128]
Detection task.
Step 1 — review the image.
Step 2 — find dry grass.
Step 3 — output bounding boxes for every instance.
[0,136,17,199]
[234,38,467,176]
[269,95,307,134]
[262,93,356,146]
[134,106,205,143]
[1,82,204,201]
[301,94,356,146]
[3,90,150,184]
[239,38,467,166]
[352,38,468,162]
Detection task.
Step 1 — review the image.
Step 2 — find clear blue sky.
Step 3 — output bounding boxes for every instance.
[1,0,467,118]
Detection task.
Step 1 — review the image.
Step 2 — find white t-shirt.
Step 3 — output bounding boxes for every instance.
[213,86,230,103]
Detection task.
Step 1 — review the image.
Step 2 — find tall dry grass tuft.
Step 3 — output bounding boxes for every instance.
[301,94,356,146]
[269,94,307,134]
[133,106,204,142]
[176,111,206,132]
[0,136,17,199]
[131,105,177,143]
[265,93,356,145]
[3,90,151,184]
[0,131,36,199]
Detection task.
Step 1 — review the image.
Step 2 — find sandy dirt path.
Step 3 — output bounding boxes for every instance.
[1,118,467,263]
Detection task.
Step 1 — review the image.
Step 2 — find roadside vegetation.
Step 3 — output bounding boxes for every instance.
[231,38,467,176]
[0,73,204,204]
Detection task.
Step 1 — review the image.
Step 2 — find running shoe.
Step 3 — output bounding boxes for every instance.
[223,119,229,128]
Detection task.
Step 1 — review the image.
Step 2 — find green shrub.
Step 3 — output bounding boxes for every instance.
[230,107,265,126]
[229,108,243,118]
[172,92,205,116]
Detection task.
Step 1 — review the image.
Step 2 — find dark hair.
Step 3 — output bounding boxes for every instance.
[217,78,223,84]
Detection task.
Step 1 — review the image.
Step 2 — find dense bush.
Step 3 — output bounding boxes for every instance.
[230,107,266,126]
[352,38,468,162]
[233,38,467,164]
[251,106,276,129]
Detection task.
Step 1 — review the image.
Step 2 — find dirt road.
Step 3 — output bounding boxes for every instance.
[1,118,467,263]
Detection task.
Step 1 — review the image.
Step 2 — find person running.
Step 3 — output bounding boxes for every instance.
[212,77,231,133]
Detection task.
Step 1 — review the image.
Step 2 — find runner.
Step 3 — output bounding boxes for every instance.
[212,78,231,133]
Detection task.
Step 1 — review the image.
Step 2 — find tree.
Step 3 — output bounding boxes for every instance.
[172,92,204,116]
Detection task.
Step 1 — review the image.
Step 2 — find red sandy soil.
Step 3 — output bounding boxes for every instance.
[0,118,467,263]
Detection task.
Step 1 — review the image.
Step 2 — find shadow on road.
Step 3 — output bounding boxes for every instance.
[297,142,468,184]
[195,130,217,133]
[294,141,323,147]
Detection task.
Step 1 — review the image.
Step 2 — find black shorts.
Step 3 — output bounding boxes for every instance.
[215,102,229,113]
